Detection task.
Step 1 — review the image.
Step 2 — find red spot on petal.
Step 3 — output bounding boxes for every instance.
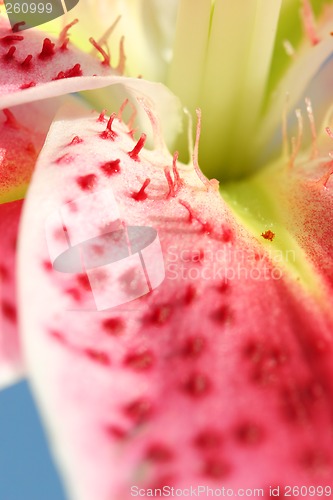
[39,38,55,59]
[66,288,81,302]
[54,63,82,80]
[146,444,173,462]
[49,330,66,344]
[194,430,223,450]
[76,274,91,291]
[21,54,32,69]
[55,153,74,165]
[3,46,16,61]
[145,304,172,325]
[0,265,8,280]
[69,136,83,145]
[211,304,231,323]
[76,174,97,191]
[102,317,125,335]
[132,178,150,201]
[0,35,24,44]
[203,459,231,479]
[124,398,152,423]
[182,336,205,358]
[183,283,197,305]
[124,350,154,370]
[84,348,110,365]
[3,109,19,128]
[128,133,146,161]
[183,372,211,397]
[97,109,107,122]
[2,301,16,322]
[106,425,127,440]
[99,113,117,140]
[42,261,53,272]
[100,159,121,177]
[234,423,264,445]
[20,81,36,89]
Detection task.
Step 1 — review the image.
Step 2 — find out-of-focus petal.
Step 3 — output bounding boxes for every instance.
[0,199,23,387]
[39,0,179,81]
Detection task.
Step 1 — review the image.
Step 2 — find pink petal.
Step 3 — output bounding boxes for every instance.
[0,198,23,387]
[0,98,65,202]
[0,15,111,106]
[18,103,333,498]
[0,15,182,148]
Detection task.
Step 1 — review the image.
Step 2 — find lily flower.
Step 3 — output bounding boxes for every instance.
[1,0,333,498]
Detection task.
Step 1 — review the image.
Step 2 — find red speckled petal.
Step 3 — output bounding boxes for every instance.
[0,15,182,148]
[18,103,333,499]
[0,198,24,387]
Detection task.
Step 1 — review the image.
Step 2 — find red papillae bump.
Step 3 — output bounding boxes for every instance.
[66,288,81,302]
[203,458,231,479]
[20,81,36,89]
[70,136,83,145]
[3,46,16,61]
[100,159,121,177]
[216,280,229,294]
[84,348,110,366]
[3,108,19,128]
[0,35,24,44]
[194,429,223,450]
[76,274,91,291]
[131,178,150,201]
[39,38,55,59]
[261,230,275,241]
[234,423,264,445]
[21,54,33,69]
[54,63,82,80]
[98,109,107,122]
[179,199,194,223]
[89,37,110,66]
[211,304,231,323]
[300,450,329,474]
[12,21,26,32]
[55,153,74,165]
[102,317,125,335]
[0,265,9,280]
[128,133,146,161]
[105,425,128,440]
[146,304,172,325]
[124,350,154,370]
[146,444,174,462]
[222,226,233,243]
[183,284,197,305]
[183,372,211,397]
[99,113,117,140]
[182,337,205,358]
[164,167,175,197]
[50,330,66,344]
[76,174,97,191]
[2,301,17,322]
[124,398,153,423]
[43,261,53,272]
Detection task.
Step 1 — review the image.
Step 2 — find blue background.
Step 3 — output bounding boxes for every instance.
[0,380,66,500]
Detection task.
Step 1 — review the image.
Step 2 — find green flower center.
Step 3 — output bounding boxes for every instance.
[167,0,283,181]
